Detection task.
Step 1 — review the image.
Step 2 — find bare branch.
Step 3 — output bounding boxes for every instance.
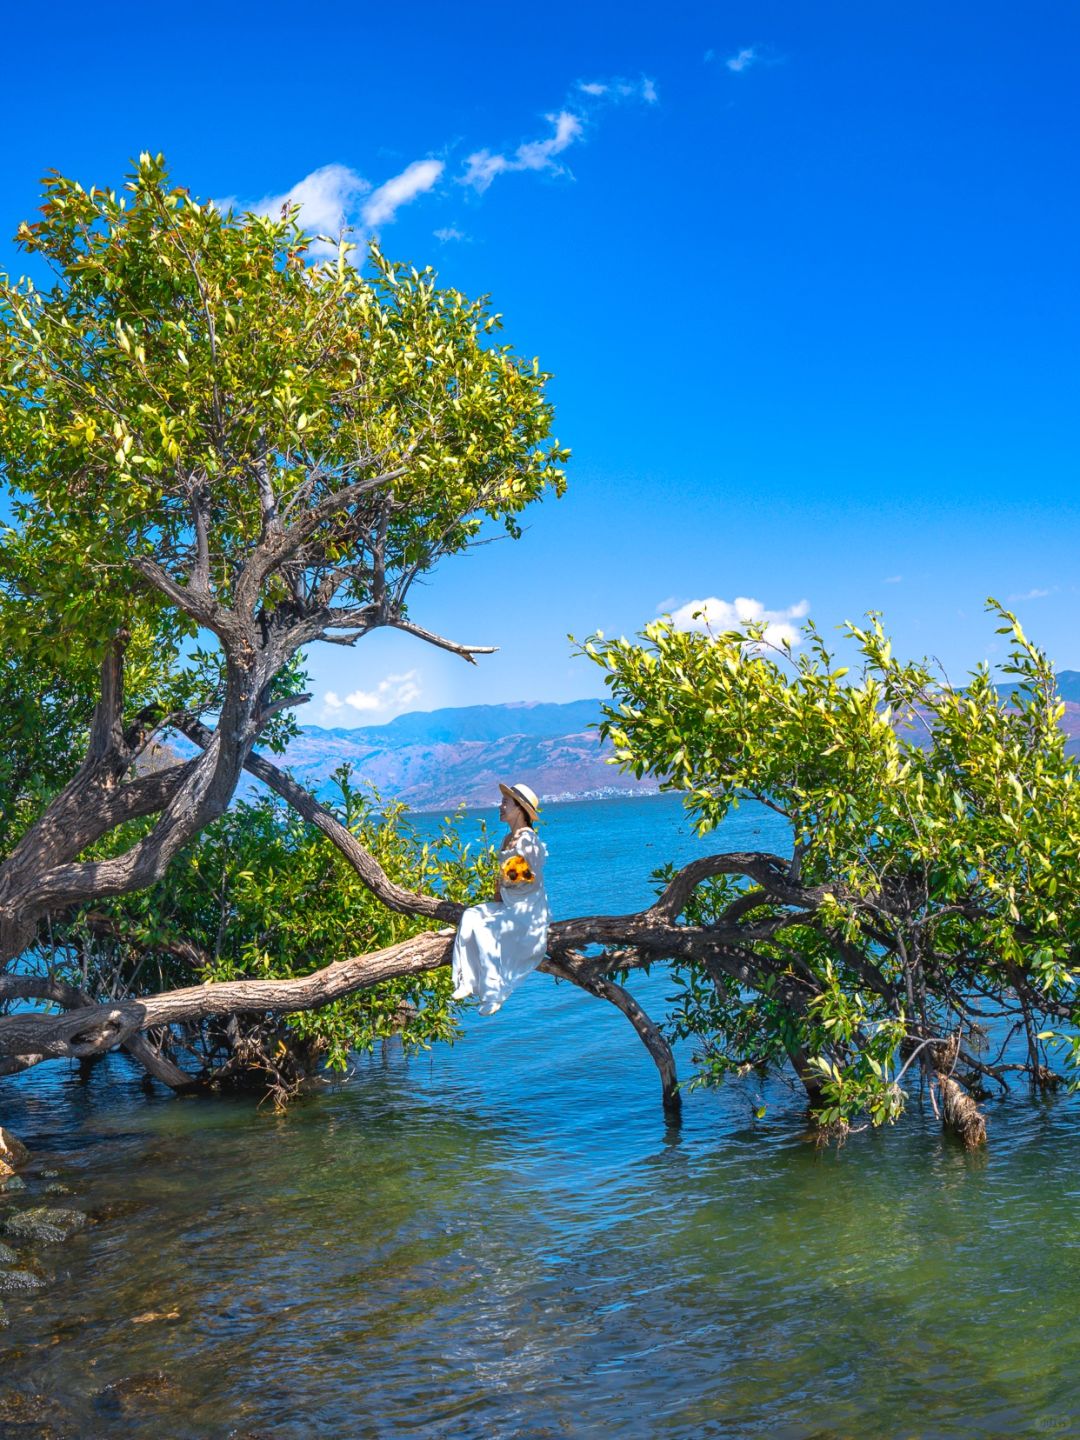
[387,617,497,664]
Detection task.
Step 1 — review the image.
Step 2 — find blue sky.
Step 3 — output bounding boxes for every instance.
[4,1,1078,725]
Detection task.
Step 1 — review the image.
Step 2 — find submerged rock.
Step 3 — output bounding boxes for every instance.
[42,1184,73,1197]
[86,1198,142,1224]
[0,1241,17,1264]
[1,1175,27,1193]
[0,1268,46,1293]
[2,1207,87,1244]
[0,1388,72,1436]
[39,1169,59,1179]
[0,1127,30,1177]
[94,1371,181,1415]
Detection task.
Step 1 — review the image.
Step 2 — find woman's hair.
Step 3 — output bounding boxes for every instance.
[503,792,536,828]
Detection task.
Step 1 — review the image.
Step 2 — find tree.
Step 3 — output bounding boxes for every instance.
[577,602,1080,1143]
[0,153,564,981]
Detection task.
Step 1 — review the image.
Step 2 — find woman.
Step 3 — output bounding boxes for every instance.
[451,781,550,1015]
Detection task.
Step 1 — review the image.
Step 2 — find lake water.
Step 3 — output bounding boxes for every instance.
[2,794,1079,1438]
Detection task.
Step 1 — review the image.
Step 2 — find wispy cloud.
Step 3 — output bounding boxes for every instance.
[726,46,758,73]
[576,77,658,104]
[362,159,444,228]
[232,157,442,244]
[661,595,810,649]
[884,574,903,584]
[323,670,422,722]
[224,77,658,248]
[462,78,656,194]
[1007,586,1053,602]
[240,162,370,237]
[462,112,584,192]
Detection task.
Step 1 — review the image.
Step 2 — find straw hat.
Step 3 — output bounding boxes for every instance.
[498,781,540,824]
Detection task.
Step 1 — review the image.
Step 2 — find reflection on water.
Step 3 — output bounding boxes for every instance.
[2,796,1079,1437]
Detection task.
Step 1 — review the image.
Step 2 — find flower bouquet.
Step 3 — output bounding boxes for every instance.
[501,854,535,887]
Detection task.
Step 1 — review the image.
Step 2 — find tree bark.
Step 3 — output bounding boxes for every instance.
[545,953,681,1117]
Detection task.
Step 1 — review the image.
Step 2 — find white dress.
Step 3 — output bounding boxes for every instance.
[451,826,551,1015]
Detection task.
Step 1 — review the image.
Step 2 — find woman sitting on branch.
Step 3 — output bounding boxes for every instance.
[451,782,550,1015]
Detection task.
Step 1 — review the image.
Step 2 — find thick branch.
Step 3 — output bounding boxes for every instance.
[86,631,128,761]
[132,556,232,635]
[176,716,462,923]
[0,931,454,1065]
[0,974,195,1089]
[546,952,681,1115]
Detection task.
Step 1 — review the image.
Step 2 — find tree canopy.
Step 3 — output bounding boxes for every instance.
[0,155,565,971]
[580,603,1080,1139]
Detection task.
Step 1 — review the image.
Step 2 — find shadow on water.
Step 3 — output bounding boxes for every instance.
[1,797,1078,1437]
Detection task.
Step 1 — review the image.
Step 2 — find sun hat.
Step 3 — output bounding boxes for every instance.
[499,781,540,824]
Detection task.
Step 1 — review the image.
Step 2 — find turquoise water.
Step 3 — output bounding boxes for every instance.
[2,795,1079,1438]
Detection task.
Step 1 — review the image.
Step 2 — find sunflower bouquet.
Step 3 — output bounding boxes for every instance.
[501,854,535,887]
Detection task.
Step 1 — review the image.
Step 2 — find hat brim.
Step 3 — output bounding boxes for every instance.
[499,783,539,822]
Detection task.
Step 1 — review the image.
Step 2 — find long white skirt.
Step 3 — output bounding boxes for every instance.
[451,891,551,1015]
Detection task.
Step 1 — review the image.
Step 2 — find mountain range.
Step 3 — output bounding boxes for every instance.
[268,699,643,812]
[251,671,1080,814]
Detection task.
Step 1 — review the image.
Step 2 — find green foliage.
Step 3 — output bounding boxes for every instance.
[0,154,566,801]
[51,767,498,1077]
[0,154,565,641]
[582,602,1080,1128]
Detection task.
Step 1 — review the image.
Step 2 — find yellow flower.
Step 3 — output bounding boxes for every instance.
[501,855,535,885]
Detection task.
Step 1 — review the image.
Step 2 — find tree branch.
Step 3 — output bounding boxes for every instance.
[386,617,497,664]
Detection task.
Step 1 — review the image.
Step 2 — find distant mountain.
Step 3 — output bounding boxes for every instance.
[238,673,1080,814]
[995,670,1080,703]
[265,698,654,812]
[992,671,1080,750]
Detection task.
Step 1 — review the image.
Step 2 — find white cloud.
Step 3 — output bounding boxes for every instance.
[223,79,658,249]
[1008,586,1052,601]
[577,77,657,104]
[323,670,422,720]
[884,574,903,584]
[463,111,584,192]
[726,46,758,72]
[362,159,444,228]
[245,164,369,237]
[229,158,441,248]
[662,595,810,650]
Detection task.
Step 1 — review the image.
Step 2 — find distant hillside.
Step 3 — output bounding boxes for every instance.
[266,698,654,812]
[992,672,1080,751]
[234,674,1080,813]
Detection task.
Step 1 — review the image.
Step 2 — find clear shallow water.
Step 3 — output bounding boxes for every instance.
[2,795,1079,1438]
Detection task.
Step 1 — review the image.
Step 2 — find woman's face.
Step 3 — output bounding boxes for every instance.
[500,791,526,827]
